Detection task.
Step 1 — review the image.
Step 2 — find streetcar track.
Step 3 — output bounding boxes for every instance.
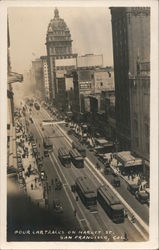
[32,114,93,232]
[32,106,148,241]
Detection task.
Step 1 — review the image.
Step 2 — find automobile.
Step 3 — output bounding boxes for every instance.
[53,200,63,213]
[44,149,49,157]
[32,143,37,148]
[33,147,38,155]
[65,122,69,127]
[18,177,25,185]
[18,164,24,171]
[40,170,46,180]
[55,178,62,190]
[18,171,23,178]
[17,153,22,159]
[17,157,22,164]
[111,176,120,187]
[67,130,72,135]
[104,167,112,175]
[29,135,34,142]
[127,183,140,195]
[36,157,43,168]
[135,190,149,204]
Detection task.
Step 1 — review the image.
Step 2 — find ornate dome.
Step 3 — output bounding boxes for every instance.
[46,8,71,41]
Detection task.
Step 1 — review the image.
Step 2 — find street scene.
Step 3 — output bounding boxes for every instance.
[7,6,150,242]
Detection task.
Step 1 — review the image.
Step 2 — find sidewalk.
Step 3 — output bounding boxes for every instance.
[16,117,45,208]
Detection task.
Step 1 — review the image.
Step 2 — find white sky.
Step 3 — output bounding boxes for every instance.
[8,7,114,74]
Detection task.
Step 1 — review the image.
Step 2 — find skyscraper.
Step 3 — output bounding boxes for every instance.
[46,8,76,102]
[110,7,150,150]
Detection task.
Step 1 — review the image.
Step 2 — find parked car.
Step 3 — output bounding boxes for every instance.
[112,176,121,187]
[135,190,149,204]
[55,178,62,190]
[44,149,49,157]
[127,183,139,195]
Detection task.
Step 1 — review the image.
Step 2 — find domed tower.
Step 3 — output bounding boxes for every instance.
[46,8,73,100]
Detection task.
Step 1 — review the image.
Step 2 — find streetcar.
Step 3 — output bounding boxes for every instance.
[97,185,125,223]
[72,141,86,158]
[43,137,53,152]
[58,147,71,167]
[75,176,97,210]
[69,149,84,168]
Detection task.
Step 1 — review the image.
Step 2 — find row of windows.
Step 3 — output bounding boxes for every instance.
[49,36,70,41]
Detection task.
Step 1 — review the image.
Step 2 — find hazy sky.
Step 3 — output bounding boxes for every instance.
[8,7,114,74]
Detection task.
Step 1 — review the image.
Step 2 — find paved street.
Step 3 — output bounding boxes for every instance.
[21,103,149,242]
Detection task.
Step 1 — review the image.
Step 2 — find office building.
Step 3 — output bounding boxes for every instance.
[110,7,150,149]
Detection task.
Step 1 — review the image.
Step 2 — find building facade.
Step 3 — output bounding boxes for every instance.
[7,20,23,174]
[110,7,150,150]
[129,61,150,179]
[77,54,103,68]
[32,58,45,100]
[40,56,50,100]
[46,8,77,102]
[93,68,114,93]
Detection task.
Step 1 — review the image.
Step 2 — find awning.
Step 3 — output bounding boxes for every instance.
[95,138,113,147]
[115,151,142,167]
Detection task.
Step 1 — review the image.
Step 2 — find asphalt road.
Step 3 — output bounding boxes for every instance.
[24,105,149,242]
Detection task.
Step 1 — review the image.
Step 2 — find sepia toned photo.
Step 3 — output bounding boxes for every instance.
[0,1,158,249]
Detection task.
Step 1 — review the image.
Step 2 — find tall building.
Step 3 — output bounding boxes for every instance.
[32,58,45,100]
[110,7,150,149]
[46,8,77,101]
[40,56,50,100]
[129,61,150,180]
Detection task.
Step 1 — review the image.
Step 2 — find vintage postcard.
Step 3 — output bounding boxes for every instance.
[0,0,158,249]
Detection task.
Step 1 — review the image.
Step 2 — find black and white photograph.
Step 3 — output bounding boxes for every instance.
[0,0,158,249]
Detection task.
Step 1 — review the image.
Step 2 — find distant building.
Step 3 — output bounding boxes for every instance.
[40,56,50,100]
[56,75,66,112]
[72,68,94,119]
[32,58,45,100]
[77,54,103,68]
[110,7,150,150]
[93,68,114,93]
[46,8,77,102]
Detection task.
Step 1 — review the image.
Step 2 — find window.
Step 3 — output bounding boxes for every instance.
[100,82,103,87]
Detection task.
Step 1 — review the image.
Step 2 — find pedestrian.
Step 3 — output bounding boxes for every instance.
[124,210,128,218]
[76,196,78,202]
[31,183,33,190]
[39,143,40,148]
[131,215,135,223]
